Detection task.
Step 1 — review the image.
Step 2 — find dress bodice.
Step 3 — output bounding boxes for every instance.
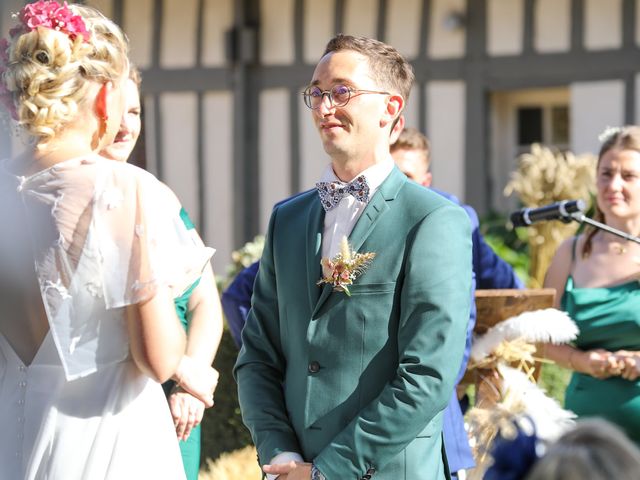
[562,276,640,352]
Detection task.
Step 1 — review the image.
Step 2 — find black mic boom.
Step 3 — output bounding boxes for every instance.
[510,199,586,227]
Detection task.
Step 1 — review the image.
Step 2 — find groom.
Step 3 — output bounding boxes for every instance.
[235,35,472,480]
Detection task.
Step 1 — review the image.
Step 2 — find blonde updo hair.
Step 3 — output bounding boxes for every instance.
[1,4,129,147]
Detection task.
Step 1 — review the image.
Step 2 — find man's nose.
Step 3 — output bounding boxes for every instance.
[316,93,334,115]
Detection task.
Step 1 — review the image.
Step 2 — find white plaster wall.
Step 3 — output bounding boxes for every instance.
[428,0,466,59]
[403,86,420,132]
[584,0,622,51]
[203,91,234,272]
[260,0,295,65]
[160,0,198,68]
[202,0,234,67]
[385,0,422,59]
[85,0,113,19]
[534,0,571,53]
[259,89,292,232]
[304,0,335,64]
[343,0,377,38]
[299,101,327,192]
[123,0,153,69]
[159,93,200,223]
[487,0,524,56]
[571,81,625,155]
[426,81,466,201]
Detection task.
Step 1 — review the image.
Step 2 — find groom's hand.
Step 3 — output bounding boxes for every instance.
[263,461,312,480]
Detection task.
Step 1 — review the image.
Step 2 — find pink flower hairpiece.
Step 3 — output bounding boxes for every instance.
[13,1,90,43]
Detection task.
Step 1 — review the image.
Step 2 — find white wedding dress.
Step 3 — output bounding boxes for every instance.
[0,156,213,479]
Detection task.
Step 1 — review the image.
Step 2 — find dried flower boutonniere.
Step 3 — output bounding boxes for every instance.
[317,237,375,296]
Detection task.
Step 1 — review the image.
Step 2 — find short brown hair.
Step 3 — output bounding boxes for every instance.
[390,127,430,168]
[323,34,414,107]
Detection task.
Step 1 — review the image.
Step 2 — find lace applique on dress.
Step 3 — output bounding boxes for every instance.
[85,281,103,298]
[42,278,71,300]
[101,188,123,210]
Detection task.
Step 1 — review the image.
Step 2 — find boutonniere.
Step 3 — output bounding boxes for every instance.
[317,237,375,296]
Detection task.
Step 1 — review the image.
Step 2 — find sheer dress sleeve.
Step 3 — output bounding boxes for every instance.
[0,157,214,380]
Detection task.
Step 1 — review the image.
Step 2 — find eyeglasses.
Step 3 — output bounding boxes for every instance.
[302,84,390,109]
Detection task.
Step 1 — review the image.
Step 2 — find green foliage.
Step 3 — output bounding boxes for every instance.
[200,328,252,465]
[538,362,572,406]
[479,211,531,286]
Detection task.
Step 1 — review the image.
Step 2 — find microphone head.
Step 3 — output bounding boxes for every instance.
[509,209,530,227]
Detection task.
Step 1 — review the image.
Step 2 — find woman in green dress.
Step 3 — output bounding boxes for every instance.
[543,126,640,444]
[101,67,223,479]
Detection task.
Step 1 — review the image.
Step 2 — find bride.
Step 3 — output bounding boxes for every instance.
[0,2,215,478]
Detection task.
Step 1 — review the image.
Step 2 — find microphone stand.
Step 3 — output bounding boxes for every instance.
[566,212,640,245]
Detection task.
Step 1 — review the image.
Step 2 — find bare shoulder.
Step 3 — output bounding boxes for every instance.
[544,235,579,304]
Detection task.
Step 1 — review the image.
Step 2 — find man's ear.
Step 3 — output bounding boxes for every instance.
[389,114,405,144]
[382,94,404,128]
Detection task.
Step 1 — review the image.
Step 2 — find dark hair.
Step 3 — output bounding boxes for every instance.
[323,34,414,107]
[582,126,640,257]
[390,127,430,167]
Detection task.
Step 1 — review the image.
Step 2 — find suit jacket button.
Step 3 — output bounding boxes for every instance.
[308,361,320,373]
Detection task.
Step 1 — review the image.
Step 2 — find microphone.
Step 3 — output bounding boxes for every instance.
[510,199,586,227]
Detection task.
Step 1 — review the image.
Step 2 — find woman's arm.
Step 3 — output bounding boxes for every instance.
[184,263,223,364]
[541,236,621,378]
[125,286,187,383]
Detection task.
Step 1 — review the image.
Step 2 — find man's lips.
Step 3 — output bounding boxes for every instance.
[319,122,344,131]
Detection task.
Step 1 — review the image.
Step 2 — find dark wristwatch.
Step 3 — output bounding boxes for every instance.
[310,463,326,480]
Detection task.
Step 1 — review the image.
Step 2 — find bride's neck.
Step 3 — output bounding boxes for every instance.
[15,132,96,176]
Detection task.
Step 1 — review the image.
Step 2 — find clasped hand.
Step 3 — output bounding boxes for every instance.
[173,355,219,407]
[582,349,640,380]
[263,461,312,480]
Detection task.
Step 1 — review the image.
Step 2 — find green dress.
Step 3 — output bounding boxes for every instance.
[562,241,640,444]
[163,208,202,480]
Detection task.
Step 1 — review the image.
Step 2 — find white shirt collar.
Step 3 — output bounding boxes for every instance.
[319,157,394,198]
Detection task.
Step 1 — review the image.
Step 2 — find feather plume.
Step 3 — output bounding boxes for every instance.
[471,308,578,363]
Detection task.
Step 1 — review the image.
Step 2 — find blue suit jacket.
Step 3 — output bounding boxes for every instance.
[222,188,523,474]
[431,190,523,472]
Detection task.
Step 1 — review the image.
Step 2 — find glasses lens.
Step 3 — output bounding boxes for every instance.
[331,85,351,106]
[304,86,323,108]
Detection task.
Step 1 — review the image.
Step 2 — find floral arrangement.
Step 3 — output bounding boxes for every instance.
[504,144,596,286]
[0,1,90,120]
[317,237,375,296]
[12,1,90,43]
[465,308,578,480]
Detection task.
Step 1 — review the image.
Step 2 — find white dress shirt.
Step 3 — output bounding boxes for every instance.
[320,158,394,258]
[266,158,394,479]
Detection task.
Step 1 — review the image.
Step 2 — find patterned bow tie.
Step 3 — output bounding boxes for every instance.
[316,175,370,211]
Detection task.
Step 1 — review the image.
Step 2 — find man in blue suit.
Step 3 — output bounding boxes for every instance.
[390,124,524,478]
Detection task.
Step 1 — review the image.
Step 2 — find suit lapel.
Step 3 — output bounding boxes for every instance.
[311,167,406,317]
[306,197,326,311]
[349,167,405,252]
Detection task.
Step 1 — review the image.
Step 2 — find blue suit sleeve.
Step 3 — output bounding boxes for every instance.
[221,261,259,348]
[464,206,524,290]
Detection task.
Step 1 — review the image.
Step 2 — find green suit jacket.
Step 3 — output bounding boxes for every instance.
[235,167,472,480]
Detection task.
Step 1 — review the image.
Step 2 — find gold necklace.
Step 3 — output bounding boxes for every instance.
[611,242,628,255]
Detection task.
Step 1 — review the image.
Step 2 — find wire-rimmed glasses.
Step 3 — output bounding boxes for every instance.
[302,84,390,109]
